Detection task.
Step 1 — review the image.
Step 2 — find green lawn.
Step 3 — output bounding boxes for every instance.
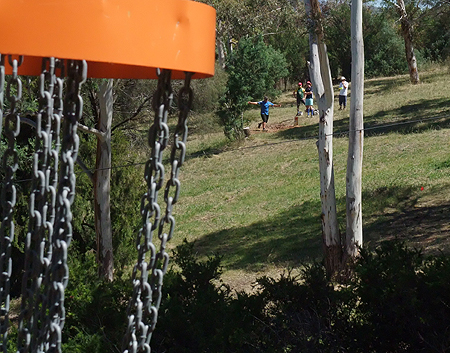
[171,65,450,289]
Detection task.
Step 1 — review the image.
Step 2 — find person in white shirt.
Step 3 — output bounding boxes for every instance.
[339,76,349,110]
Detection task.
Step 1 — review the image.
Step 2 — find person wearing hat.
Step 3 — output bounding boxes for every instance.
[304,81,314,116]
[248,96,281,131]
[294,82,305,116]
[339,76,349,110]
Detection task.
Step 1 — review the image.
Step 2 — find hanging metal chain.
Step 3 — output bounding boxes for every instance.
[16,57,62,353]
[0,54,4,137]
[122,70,193,353]
[0,55,23,353]
[36,59,86,353]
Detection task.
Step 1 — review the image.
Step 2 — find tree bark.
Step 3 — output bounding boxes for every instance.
[346,0,364,260]
[304,0,341,275]
[216,27,226,69]
[94,79,114,281]
[397,0,420,84]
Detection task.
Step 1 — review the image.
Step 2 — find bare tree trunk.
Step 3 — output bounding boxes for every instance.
[304,0,341,275]
[397,0,420,84]
[95,79,114,281]
[346,0,364,260]
[216,27,226,69]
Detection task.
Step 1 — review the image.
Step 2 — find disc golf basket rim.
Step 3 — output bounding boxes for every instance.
[0,0,215,79]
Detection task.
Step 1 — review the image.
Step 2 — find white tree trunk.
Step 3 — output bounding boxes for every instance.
[216,28,226,69]
[95,79,114,281]
[304,0,341,274]
[397,0,420,84]
[346,0,364,259]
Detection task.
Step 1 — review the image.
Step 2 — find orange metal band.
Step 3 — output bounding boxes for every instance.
[0,0,216,79]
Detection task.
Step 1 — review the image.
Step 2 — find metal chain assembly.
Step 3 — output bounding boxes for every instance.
[16,57,63,353]
[0,55,23,353]
[0,56,192,353]
[122,70,193,353]
[38,59,86,353]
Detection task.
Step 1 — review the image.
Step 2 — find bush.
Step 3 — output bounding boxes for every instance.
[218,36,288,140]
[152,239,450,352]
[44,238,450,353]
[63,250,131,352]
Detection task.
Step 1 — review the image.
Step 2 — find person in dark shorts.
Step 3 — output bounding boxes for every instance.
[339,76,349,110]
[294,82,305,115]
[248,96,281,131]
[304,81,314,116]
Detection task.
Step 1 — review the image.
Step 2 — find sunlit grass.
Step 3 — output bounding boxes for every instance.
[170,65,450,289]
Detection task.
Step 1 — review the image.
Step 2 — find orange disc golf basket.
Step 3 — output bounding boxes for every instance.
[0,1,215,352]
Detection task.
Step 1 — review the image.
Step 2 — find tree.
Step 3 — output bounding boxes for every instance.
[218,36,288,140]
[75,78,157,280]
[322,1,352,80]
[381,0,422,83]
[345,0,364,260]
[304,0,341,275]
[417,1,450,62]
[199,0,310,81]
[94,79,114,281]
[363,6,407,77]
[396,0,420,84]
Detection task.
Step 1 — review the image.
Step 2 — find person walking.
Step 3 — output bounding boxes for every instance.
[304,81,314,116]
[248,96,281,131]
[294,82,305,115]
[339,76,349,110]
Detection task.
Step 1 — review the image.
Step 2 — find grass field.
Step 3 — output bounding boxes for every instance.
[172,65,450,290]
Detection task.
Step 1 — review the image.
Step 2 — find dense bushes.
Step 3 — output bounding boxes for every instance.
[150,239,450,353]
[50,239,450,352]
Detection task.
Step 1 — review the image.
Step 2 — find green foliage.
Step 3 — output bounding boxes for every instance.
[351,241,450,351]
[191,65,228,114]
[363,8,408,77]
[323,2,408,79]
[418,4,450,62]
[63,249,131,352]
[218,36,288,140]
[323,1,352,79]
[152,239,236,352]
[149,239,450,352]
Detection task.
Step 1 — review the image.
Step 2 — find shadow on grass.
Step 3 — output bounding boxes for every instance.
[275,99,450,141]
[193,184,450,270]
[365,97,450,124]
[365,206,450,255]
[194,199,324,271]
[364,76,410,96]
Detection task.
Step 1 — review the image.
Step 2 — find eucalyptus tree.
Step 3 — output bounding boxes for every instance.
[77,78,157,280]
[304,0,365,274]
[346,0,364,260]
[304,0,341,275]
[379,0,425,84]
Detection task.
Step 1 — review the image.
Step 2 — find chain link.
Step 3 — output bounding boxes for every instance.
[15,57,63,353]
[122,71,193,353]
[0,55,23,353]
[1,56,193,353]
[36,59,86,353]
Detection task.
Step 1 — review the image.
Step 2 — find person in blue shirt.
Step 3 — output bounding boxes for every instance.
[248,96,281,131]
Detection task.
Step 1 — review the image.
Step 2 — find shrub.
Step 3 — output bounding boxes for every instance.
[218,36,288,140]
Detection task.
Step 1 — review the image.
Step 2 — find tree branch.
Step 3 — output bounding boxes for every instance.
[19,116,95,182]
[77,122,106,139]
[111,94,153,133]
